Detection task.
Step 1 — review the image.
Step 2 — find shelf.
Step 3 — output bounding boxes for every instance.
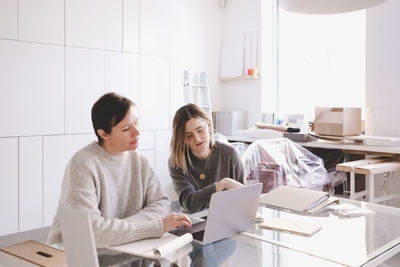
[220,75,260,81]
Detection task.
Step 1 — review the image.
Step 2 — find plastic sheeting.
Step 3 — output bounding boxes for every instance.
[242,138,332,193]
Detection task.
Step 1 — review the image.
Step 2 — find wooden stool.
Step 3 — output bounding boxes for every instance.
[336,157,400,203]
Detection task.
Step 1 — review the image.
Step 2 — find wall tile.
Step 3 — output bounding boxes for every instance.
[0,40,64,137]
[169,0,185,58]
[66,0,122,51]
[170,58,185,126]
[140,0,171,56]
[123,0,139,53]
[155,130,177,201]
[139,130,155,150]
[19,136,43,231]
[139,150,155,170]
[19,0,64,45]
[43,134,96,226]
[105,51,139,103]
[140,55,170,130]
[0,138,18,235]
[0,0,17,39]
[65,47,105,134]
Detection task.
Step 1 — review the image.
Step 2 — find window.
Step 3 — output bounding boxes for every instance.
[277,8,366,118]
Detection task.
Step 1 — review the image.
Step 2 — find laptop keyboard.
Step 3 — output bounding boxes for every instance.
[169,220,207,241]
[192,230,205,241]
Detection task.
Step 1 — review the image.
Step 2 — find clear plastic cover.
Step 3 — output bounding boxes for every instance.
[242,138,332,193]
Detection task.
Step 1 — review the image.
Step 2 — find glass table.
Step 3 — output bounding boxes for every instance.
[243,198,400,267]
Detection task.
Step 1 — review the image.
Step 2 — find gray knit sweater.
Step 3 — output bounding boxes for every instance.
[47,142,170,247]
[169,141,244,213]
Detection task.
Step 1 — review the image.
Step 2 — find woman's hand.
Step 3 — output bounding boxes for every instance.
[215,178,244,192]
[162,212,192,232]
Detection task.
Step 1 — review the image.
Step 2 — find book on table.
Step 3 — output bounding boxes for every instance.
[259,217,322,237]
[259,185,338,213]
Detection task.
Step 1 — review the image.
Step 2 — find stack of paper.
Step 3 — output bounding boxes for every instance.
[259,185,338,213]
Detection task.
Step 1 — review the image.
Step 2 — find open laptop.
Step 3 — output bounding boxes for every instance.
[170,183,263,245]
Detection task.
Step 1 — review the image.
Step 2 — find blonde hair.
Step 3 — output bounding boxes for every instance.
[170,104,215,174]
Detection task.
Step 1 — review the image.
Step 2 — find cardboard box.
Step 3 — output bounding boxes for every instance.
[314,107,361,136]
[1,240,67,267]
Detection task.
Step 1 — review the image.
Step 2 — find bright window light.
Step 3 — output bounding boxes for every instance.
[278,8,366,119]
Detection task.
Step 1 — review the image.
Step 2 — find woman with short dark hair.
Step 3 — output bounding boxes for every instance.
[48,92,191,247]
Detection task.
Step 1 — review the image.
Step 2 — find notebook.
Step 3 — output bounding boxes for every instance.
[259,217,322,237]
[259,185,330,213]
[170,183,263,245]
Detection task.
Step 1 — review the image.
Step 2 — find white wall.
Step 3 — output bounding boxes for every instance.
[366,0,400,206]
[366,0,400,137]
[0,0,222,235]
[217,0,263,127]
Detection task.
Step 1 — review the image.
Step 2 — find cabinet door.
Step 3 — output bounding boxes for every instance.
[19,137,43,231]
[43,134,95,226]
[0,138,18,235]
[155,130,177,201]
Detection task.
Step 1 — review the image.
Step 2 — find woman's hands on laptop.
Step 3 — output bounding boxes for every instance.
[215,178,244,192]
[162,213,192,232]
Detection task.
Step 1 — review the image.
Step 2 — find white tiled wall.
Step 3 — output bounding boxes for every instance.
[155,130,177,200]
[65,47,105,134]
[0,138,18,236]
[139,55,170,130]
[140,0,172,56]
[0,40,64,137]
[65,0,122,51]
[0,0,193,235]
[105,51,140,103]
[122,0,140,53]
[19,137,43,232]
[43,134,96,226]
[0,0,18,40]
[18,0,64,45]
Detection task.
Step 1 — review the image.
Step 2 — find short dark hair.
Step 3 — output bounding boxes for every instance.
[91,92,134,145]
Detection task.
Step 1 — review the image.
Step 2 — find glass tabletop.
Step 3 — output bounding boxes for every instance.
[245,198,400,266]
[97,199,400,267]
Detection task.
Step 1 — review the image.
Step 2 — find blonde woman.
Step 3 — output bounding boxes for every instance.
[169,103,244,213]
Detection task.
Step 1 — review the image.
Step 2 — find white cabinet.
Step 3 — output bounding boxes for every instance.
[123,0,139,53]
[169,58,185,126]
[105,51,139,103]
[139,55,170,130]
[155,130,177,201]
[43,134,95,226]
[139,131,155,151]
[19,0,64,45]
[0,40,64,137]
[19,137,43,231]
[0,138,18,235]
[140,150,155,170]
[66,0,122,51]
[0,0,17,39]
[65,47,105,134]
[140,0,172,56]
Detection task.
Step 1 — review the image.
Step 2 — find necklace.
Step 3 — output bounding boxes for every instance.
[198,156,211,180]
